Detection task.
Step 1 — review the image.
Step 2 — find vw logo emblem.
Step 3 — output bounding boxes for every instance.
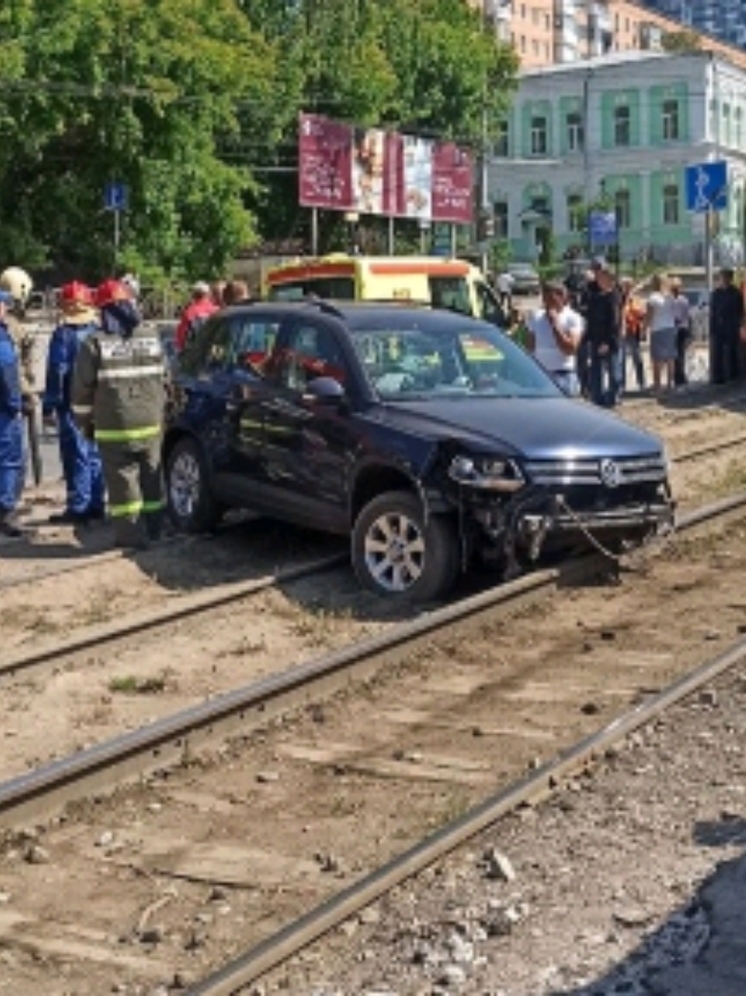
[600,459,622,489]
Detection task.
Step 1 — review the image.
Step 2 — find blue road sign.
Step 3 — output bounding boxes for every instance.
[104,182,128,212]
[589,210,618,246]
[685,161,728,213]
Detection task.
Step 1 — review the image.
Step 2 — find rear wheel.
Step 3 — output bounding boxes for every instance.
[166,437,224,533]
[352,490,459,602]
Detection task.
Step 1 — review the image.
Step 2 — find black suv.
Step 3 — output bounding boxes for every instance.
[165,301,673,601]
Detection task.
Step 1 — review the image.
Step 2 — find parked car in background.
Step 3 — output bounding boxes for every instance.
[505,262,541,296]
[164,301,673,602]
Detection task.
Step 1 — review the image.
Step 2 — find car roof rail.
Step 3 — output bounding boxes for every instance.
[301,296,345,318]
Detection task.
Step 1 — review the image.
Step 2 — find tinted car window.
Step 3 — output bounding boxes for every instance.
[265,322,349,391]
[428,276,471,315]
[268,277,355,301]
[179,316,230,376]
[349,318,560,400]
[228,315,281,369]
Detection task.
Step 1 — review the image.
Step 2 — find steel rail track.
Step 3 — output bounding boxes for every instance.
[671,431,746,464]
[184,630,746,996]
[0,426,741,683]
[0,552,347,681]
[1,429,742,595]
[1,492,744,835]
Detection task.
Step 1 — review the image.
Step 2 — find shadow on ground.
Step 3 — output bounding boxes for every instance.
[549,819,746,996]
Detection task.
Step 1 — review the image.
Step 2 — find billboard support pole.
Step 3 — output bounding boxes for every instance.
[450,224,457,258]
[387,216,395,255]
[310,208,319,256]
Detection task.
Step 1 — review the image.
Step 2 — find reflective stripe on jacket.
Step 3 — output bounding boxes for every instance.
[72,326,166,442]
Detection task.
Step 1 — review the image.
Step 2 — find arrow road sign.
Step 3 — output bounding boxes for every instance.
[104,182,128,212]
[685,161,728,213]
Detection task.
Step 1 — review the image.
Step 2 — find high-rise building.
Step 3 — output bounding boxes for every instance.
[638,1,746,50]
[470,1,746,70]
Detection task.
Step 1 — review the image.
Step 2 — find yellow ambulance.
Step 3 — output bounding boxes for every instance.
[262,254,505,325]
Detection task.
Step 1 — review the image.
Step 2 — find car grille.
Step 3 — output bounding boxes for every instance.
[523,453,666,487]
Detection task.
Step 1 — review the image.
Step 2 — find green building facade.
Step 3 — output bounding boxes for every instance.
[489,51,746,267]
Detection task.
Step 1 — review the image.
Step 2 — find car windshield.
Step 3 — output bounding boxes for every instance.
[348,318,560,401]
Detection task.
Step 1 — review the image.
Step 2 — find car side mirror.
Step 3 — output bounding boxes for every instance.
[302,376,346,407]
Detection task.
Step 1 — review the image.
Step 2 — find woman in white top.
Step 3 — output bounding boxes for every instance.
[645,273,677,392]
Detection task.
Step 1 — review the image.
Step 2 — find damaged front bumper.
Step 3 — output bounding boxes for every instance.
[463,487,675,565]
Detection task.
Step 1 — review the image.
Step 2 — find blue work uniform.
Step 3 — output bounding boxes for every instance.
[0,321,24,514]
[43,320,105,516]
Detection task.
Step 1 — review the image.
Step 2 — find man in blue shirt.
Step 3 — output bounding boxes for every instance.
[43,282,105,524]
[0,289,25,538]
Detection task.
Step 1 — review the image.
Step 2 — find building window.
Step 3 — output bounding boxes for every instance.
[566,111,584,151]
[663,184,679,225]
[495,119,509,157]
[736,108,743,148]
[532,7,539,24]
[567,193,584,232]
[723,103,731,145]
[662,99,680,141]
[520,35,526,52]
[545,13,551,29]
[531,196,549,215]
[530,115,548,155]
[614,105,631,146]
[532,39,539,54]
[615,189,631,228]
[520,3,525,17]
[494,201,509,239]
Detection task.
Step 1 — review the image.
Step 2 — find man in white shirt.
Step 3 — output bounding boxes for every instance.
[526,280,584,395]
[496,270,515,308]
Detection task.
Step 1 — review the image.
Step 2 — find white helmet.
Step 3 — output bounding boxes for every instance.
[0,267,33,305]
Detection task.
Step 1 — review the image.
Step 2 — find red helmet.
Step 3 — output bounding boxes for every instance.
[95,279,128,308]
[60,281,94,307]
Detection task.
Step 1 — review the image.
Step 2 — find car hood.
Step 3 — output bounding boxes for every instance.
[370,397,664,460]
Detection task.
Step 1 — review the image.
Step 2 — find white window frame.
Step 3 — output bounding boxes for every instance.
[615,189,631,228]
[567,194,584,232]
[530,115,548,156]
[662,98,680,141]
[663,184,679,225]
[614,105,631,147]
[566,111,584,152]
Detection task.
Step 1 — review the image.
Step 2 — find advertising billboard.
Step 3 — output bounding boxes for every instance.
[299,113,473,224]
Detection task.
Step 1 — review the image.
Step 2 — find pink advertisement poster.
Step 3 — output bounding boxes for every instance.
[299,114,473,224]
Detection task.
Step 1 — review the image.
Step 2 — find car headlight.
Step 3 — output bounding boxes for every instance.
[448,454,525,492]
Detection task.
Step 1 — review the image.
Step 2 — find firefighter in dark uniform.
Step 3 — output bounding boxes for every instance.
[72,279,167,548]
[0,289,25,538]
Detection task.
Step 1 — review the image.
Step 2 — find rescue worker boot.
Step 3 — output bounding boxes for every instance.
[144,510,163,543]
[113,517,149,551]
[0,509,24,539]
[48,509,91,526]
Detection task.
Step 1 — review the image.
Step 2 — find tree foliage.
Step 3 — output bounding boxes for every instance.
[0,0,517,280]
[661,30,702,53]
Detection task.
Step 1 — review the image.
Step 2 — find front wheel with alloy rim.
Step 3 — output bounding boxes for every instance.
[166,437,223,533]
[351,490,459,602]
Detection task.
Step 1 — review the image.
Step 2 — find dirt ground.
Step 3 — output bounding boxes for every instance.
[1,508,746,993]
[281,663,746,996]
[0,392,744,785]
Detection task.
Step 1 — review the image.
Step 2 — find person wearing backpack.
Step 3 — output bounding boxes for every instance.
[175,282,218,352]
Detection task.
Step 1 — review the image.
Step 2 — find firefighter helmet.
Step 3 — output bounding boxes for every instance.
[60,281,95,308]
[0,266,33,305]
[95,279,128,308]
